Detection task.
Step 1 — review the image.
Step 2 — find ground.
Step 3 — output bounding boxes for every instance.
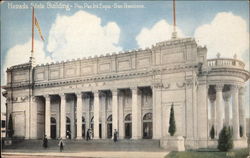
[166,148,249,158]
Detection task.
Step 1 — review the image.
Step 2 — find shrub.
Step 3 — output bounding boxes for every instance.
[217,126,233,151]
[210,125,215,139]
[168,103,176,136]
[7,114,14,138]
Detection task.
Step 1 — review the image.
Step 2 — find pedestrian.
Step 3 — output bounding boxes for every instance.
[113,129,118,142]
[43,135,48,149]
[58,138,65,152]
[86,129,90,141]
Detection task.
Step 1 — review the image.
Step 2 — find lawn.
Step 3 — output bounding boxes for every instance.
[165,148,249,158]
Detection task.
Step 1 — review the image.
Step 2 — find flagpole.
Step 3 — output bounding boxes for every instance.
[31,7,34,56]
[172,0,177,39]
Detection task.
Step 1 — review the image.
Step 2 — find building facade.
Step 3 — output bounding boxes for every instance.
[3,37,249,149]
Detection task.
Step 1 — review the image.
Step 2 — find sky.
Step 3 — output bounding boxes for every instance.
[0,1,249,116]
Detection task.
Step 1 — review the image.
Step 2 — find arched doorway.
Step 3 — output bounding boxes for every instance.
[124,114,132,139]
[107,115,112,139]
[82,117,85,138]
[90,116,94,138]
[50,117,56,139]
[143,113,152,139]
[66,117,71,139]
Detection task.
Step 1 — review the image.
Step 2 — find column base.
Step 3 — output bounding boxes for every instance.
[93,137,100,140]
[76,136,83,139]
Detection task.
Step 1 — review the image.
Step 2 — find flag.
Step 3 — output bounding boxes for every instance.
[34,16,44,41]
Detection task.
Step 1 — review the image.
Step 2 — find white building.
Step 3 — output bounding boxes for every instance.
[2,37,249,149]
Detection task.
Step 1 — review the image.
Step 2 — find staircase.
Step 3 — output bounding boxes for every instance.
[3,139,163,152]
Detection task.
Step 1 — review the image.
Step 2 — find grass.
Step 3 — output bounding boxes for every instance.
[165,148,249,158]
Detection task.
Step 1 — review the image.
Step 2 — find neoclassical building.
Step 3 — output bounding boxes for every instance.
[3,37,249,149]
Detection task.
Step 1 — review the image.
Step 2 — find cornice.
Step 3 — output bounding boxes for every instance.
[4,64,198,90]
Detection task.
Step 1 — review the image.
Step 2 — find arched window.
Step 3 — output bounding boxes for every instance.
[66,117,70,124]
[143,113,152,121]
[82,117,85,123]
[51,117,56,124]
[107,115,112,122]
[124,114,132,122]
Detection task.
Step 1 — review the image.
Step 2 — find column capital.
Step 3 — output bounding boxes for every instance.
[239,86,246,95]
[93,90,99,97]
[111,88,118,96]
[231,85,239,92]
[75,92,82,97]
[59,93,66,99]
[130,86,138,92]
[44,94,50,99]
[215,84,224,92]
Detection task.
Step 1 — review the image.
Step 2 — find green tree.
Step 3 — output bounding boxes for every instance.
[218,126,233,151]
[168,103,176,136]
[7,114,14,138]
[210,125,215,139]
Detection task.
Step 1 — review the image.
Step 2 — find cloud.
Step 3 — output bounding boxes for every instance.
[194,12,249,60]
[3,39,51,83]
[136,19,185,49]
[47,11,122,61]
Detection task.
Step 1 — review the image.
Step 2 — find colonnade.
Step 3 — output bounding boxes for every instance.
[208,84,246,139]
[42,86,154,140]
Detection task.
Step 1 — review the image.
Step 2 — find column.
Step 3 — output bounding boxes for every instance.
[118,91,124,139]
[112,89,119,133]
[76,92,82,139]
[215,84,224,137]
[30,96,38,139]
[132,87,141,139]
[239,87,246,138]
[232,85,240,139]
[93,91,100,139]
[197,83,208,148]
[223,92,230,126]
[152,85,162,139]
[60,94,66,139]
[84,93,90,136]
[101,92,107,139]
[45,95,51,139]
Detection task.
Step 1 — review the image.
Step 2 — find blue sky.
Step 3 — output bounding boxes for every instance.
[1,1,249,114]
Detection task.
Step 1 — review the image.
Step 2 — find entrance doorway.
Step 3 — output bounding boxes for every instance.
[82,117,85,138]
[107,115,112,138]
[143,113,152,139]
[124,114,132,139]
[66,117,71,139]
[50,117,56,139]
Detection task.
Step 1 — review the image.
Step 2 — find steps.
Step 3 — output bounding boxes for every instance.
[3,139,163,152]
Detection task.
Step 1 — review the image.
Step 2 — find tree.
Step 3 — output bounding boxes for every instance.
[168,103,176,136]
[210,125,215,139]
[7,114,14,138]
[218,126,233,151]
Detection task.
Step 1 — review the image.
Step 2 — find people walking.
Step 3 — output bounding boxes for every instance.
[86,129,90,141]
[58,138,65,152]
[113,129,118,142]
[42,135,48,149]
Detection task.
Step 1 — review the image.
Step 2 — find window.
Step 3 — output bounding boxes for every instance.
[1,120,6,128]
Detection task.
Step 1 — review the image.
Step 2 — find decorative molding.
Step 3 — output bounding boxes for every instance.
[176,82,185,88]
[162,82,170,89]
